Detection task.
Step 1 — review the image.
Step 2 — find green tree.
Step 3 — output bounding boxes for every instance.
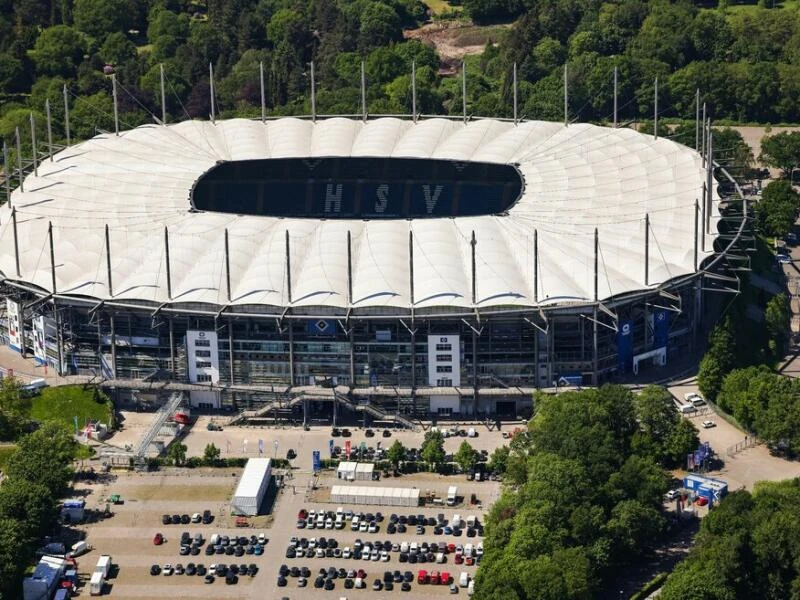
[0,517,30,600]
[203,442,221,465]
[166,441,187,466]
[754,180,800,238]
[0,377,32,441]
[698,317,737,402]
[759,131,800,177]
[454,440,479,473]
[420,429,445,469]
[765,293,790,357]
[5,423,76,497]
[31,25,87,77]
[99,32,137,67]
[69,91,115,139]
[487,445,510,474]
[0,479,56,540]
[386,439,406,469]
[73,0,134,40]
[358,2,401,50]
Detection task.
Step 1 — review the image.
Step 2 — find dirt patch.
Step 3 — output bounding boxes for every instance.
[404,20,513,72]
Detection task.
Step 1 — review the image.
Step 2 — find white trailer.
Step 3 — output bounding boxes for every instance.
[231,458,272,516]
[95,555,112,577]
[89,571,104,596]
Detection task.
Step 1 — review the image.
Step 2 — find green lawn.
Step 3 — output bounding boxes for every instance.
[424,0,463,15]
[0,445,17,472]
[30,385,114,432]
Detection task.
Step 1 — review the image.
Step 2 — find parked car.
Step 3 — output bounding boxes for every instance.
[153,533,164,545]
[702,420,716,429]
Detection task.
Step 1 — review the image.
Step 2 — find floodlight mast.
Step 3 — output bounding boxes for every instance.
[513,62,518,126]
[209,63,216,124]
[63,84,71,146]
[30,113,38,176]
[653,77,658,139]
[260,61,266,124]
[564,63,568,126]
[613,66,618,128]
[45,99,53,161]
[411,61,417,123]
[310,61,316,123]
[160,63,167,124]
[112,74,119,136]
[15,127,23,193]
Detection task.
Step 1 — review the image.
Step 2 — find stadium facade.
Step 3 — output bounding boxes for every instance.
[0,116,742,418]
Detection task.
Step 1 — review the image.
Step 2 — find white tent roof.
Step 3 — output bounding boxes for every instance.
[0,117,717,311]
[233,458,271,499]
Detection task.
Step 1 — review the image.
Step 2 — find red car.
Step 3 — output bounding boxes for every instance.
[454,554,463,565]
[696,496,709,507]
[430,570,440,585]
[153,533,164,545]
[417,570,428,584]
[298,509,308,519]
[440,572,451,585]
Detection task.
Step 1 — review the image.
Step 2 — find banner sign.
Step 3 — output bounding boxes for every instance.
[32,316,47,365]
[329,439,334,456]
[6,299,21,352]
[307,319,336,336]
[617,320,633,373]
[344,440,351,457]
[653,310,669,348]
[312,450,321,473]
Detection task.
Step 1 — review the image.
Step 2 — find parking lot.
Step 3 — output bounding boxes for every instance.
[74,418,502,599]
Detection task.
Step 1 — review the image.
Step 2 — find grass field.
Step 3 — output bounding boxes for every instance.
[0,445,16,472]
[425,0,463,15]
[30,385,114,432]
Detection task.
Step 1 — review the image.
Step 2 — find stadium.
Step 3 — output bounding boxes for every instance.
[0,115,743,420]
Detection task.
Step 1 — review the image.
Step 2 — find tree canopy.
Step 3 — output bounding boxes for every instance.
[660,479,800,600]
[474,385,675,600]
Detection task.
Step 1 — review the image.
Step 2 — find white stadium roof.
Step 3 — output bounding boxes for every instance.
[0,117,718,314]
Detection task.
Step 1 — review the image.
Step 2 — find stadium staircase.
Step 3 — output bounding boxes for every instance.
[132,391,183,460]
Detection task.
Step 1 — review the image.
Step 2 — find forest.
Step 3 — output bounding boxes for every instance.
[3,0,800,153]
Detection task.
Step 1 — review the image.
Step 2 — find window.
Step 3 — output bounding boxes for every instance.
[196,373,212,383]
[194,338,211,347]
[195,350,211,358]
[436,378,453,387]
[436,365,453,373]
[195,361,212,369]
[436,354,452,362]
[435,343,452,352]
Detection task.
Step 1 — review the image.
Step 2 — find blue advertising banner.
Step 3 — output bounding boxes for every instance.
[308,319,336,336]
[617,320,633,373]
[329,439,334,457]
[653,310,669,348]
[312,450,321,473]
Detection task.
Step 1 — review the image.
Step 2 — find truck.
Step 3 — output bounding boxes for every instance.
[446,486,458,507]
[95,555,112,578]
[89,571,104,596]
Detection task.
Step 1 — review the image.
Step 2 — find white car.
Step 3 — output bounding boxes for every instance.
[162,563,174,576]
[476,542,484,557]
[342,547,351,559]
[380,550,390,562]
[370,549,380,561]
[325,518,334,529]
[359,521,369,532]
[316,548,324,558]
[702,420,716,429]
[665,489,681,500]
[367,522,378,533]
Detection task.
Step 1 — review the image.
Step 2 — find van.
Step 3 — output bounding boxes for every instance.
[466,515,476,528]
[452,514,462,528]
[210,534,220,546]
[684,392,705,406]
[436,552,446,563]
[459,572,470,587]
[400,542,409,553]
[69,541,90,558]
[21,378,48,395]
[678,403,696,414]
[467,428,477,438]
[464,543,473,557]
[351,516,360,531]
